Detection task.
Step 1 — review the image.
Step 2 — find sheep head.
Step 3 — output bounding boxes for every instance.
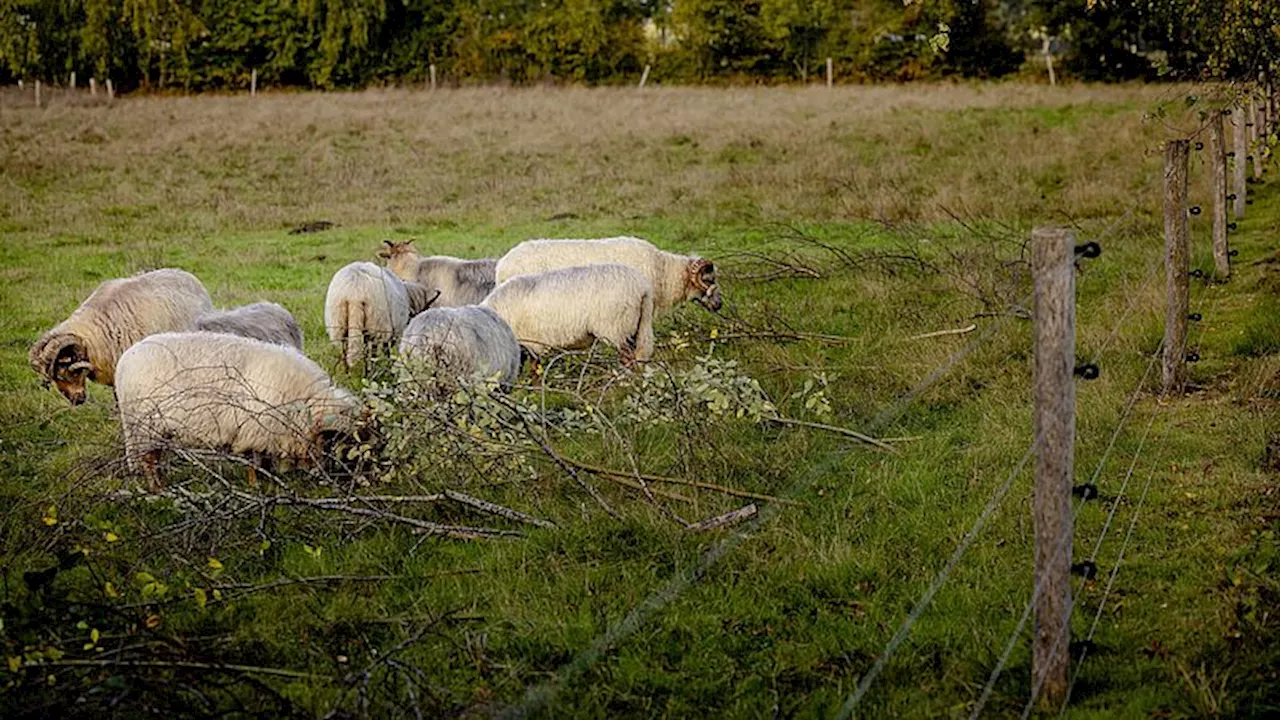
[685,258,722,312]
[29,332,94,405]
[405,282,442,315]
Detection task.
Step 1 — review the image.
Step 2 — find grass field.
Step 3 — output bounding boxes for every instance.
[1,84,1278,718]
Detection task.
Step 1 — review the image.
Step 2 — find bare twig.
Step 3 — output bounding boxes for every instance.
[688,504,758,531]
[907,324,978,341]
[442,489,556,529]
[558,456,805,506]
[31,659,333,681]
[767,416,898,453]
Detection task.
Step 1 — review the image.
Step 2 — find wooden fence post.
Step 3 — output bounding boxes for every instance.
[89,77,96,96]
[639,64,650,89]
[1232,105,1248,218]
[826,57,833,87]
[1250,95,1264,180]
[1163,139,1191,396]
[251,68,258,97]
[1209,111,1230,281]
[106,79,114,100]
[430,64,437,90]
[1032,226,1075,711]
[34,79,40,108]
[69,71,75,89]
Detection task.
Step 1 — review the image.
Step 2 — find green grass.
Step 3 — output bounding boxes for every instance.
[1,85,1278,718]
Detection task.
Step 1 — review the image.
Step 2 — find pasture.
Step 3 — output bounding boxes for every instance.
[1,84,1278,717]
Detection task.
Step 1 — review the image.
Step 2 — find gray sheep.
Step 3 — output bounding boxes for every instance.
[398,306,521,386]
[196,301,304,350]
[378,240,497,307]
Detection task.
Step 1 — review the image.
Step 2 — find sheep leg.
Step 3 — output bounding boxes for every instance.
[140,450,164,493]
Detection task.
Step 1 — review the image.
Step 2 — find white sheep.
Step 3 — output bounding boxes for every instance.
[324,262,438,370]
[398,306,521,386]
[196,301,304,350]
[29,268,213,405]
[378,240,497,307]
[115,332,361,489]
[494,236,721,314]
[481,264,655,365]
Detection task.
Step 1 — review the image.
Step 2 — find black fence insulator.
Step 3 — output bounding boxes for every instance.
[1227,193,1237,200]
[1195,141,1205,151]
[1229,249,1240,257]
[1190,269,1205,279]
[1247,122,1255,128]
[1187,351,1201,362]
[1247,198,1254,205]
[1189,312,1203,322]
[1072,484,1099,500]
[1074,363,1100,380]
[1229,222,1238,230]
[1074,241,1102,258]
[1071,561,1099,580]
[1190,206,1203,216]
[1228,151,1236,158]
[1248,155,1255,161]
[1069,639,1099,658]
[1225,108,1233,116]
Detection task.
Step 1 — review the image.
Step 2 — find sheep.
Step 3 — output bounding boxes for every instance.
[115,332,361,490]
[493,236,721,314]
[29,268,213,405]
[377,240,498,307]
[398,306,521,387]
[324,262,438,370]
[481,264,655,365]
[195,301,304,350]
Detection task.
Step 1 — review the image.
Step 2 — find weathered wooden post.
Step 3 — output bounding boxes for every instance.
[826,57,833,88]
[106,78,114,100]
[1250,95,1264,180]
[1232,105,1248,218]
[639,64,650,89]
[1209,111,1231,281]
[89,77,96,96]
[251,68,258,96]
[34,79,40,108]
[1163,139,1191,395]
[1032,226,1075,711]
[69,71,75,89]
[430,64,437,90]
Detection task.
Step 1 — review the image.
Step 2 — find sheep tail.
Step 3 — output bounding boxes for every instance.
[633,290,655,362]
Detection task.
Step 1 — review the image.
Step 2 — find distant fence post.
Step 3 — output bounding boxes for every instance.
[639,64,650,89]
[1163,139,1191,396]
[251,68,258,97]
[1209,111,1231,281]
[430,64,437,90]
[1231,105,1248,218]
[1042,37,1056,87]
[89,77,96,96]
[1032,226,1075,711]
[34,79,40,108]
[1250,94,1263,180]
[826,57,833,88]
[69,71,75,89]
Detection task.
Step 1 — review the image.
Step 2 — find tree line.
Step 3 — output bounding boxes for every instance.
[0,0,1275,91]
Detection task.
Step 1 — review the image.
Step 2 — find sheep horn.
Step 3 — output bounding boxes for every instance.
[425,289,442,309]
[68,361,93,373]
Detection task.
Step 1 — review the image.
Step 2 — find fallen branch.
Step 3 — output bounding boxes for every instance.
[559,457,805,506]
[767,416,898,453]
[30,659,333,681]
[442,489,556,529]
[228,490,521,540]
[907,324,977,341]
[688,504,758,531]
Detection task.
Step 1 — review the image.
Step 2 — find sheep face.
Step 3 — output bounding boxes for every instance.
[685,259,722,312]
[30,334,94,405]
[378,240,419,276]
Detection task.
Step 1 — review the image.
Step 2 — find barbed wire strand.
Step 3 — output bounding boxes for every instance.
[500,292,1036,719]
[967,340,1163,719]
[1020,259,1214,717]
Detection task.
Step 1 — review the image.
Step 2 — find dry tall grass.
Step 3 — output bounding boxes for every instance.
[1,84,1193,240]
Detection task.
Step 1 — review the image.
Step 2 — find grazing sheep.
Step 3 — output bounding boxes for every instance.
[196,302,304,350]
[482,264,655,365]
[398,306,521,386]
[494,236,721,314]
[378,240,497,307]
[115,332,361,490]
[324,262,437,370]
[29,268,213,405]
